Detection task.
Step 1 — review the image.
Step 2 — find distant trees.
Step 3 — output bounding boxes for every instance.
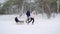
[0,0,60,18]
[37,0,57,18]
[1,0,23,14]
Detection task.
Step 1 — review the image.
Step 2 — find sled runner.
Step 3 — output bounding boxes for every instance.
[15,17,34,24]
[26,17,34,24]
[15,17,24,24]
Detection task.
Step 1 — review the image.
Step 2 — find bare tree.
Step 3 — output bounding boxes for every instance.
[57,0,59,14]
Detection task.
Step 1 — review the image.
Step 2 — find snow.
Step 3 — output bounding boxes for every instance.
[0,14,60,34]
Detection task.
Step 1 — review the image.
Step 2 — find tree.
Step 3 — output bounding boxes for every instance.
[57,0,59,13]
[2,0,24,14]
[38,0,57,18]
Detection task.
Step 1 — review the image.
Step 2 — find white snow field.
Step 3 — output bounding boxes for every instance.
[0,14,60,34]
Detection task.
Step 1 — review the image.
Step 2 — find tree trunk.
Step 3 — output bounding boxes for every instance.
[57,0,59,14]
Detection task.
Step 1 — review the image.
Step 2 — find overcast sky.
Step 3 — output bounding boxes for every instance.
[0,0,7,3]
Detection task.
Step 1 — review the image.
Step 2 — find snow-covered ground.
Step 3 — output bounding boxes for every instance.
[0,14,60,34]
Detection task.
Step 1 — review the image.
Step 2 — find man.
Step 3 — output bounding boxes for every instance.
[26,10,34,24]
[26,10,30,23]
[26,10,30,18]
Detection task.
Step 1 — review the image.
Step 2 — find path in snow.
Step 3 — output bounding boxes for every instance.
[0,14,60,34]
